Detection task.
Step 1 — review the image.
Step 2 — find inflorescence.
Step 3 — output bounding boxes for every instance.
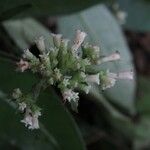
[12,30,133,129]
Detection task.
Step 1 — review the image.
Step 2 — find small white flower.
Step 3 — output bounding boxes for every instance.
[39,53,50,65]
[17,59,29,72]
[60,39,70,50]
[117,70,133,80]
[35,36,45,53]
[62,78,70,87]
[12,88,22,99]
[54,68,62,80]
[76,63,81,69]
[83,58,91,66]
[100,70,117,90]
[86,73,100,85]
[62,89,79,102]
[93,46,100,58]
[72,30,87,52]
[51,33,62,48]
[80,72,86,78]
[28,116,39,130]
[84,85,91,94]
[49,78,54,85]
[18,102,27,112]
[100,51,120,63]
[23,49,34,60]
[21,108,32,127]
[21,108,41,130]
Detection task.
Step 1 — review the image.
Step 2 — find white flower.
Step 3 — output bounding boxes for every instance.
[35,36,45,53]
[12,88,22,99]
[51,33,62,48]
[62,89,79,102]
[84,85,91,94]
[23,49,34,60]
[17,59,29,72]
[100,51,120,63]
[100,70,133,90]
[21,108,32,127]
[60,39,70,50]
[54,68,62,80]
[93,46,100,58]
[21,108,41,130]
[117,70,133,80]
[100,70,117,90]
[18,102,27,112]
[80,72,86,78]
[86,73,100,85]
[62,78,70,87]
[72,30,87,52]
[49,78,54,85]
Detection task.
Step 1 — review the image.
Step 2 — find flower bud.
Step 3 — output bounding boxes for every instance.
[72,30,87,52]
[117,70,133,80]
[17,59,29,72]
[100,51,120,63]
[52,33,62,48]
[35,36,45,53]
[86,73,100,85]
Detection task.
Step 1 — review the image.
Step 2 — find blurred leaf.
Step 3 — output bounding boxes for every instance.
[136,76,150,115]
[0,57,86,150]
[58,4,135,113]
[133,76,150,149]
[118,0,150,31]
[3,18,53,51]
[0,0,109,21]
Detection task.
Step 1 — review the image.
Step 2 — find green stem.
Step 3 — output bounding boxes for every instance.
[32,78,48,100]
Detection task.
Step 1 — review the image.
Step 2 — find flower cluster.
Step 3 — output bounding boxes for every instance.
[15,30,133,129]
[12,88,41,129]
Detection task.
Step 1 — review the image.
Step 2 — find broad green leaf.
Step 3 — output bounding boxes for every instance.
[0,0,109,21]
[0,92,58,150]
[0,57,86,150]
[118,0,150,31]
[3,18,53,51]
[58,4,136,113]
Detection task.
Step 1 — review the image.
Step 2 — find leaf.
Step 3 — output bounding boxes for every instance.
[133,76,150,149]
[136,76,150,116]
[3,18,53,51]
[58,4,135,113]
[0,0,109,21]
[0,57,86,150]
[118,0,150,31]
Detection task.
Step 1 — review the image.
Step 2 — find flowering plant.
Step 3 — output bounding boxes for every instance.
[12,30,133,129]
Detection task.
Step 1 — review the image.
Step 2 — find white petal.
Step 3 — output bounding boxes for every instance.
[18,102,27,112]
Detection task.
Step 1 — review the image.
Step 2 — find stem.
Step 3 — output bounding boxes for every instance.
[32,78,48,100]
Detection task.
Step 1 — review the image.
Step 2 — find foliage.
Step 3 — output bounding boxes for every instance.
[0,0,150,149]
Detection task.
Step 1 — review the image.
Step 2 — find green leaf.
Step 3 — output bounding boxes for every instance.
[136,76,150,115]
[133,76,150,149]
[58,4,135,113]
[3,18,53,51]
[0,57,86,150]
[118,0,150,31]
[0,0,109,21]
